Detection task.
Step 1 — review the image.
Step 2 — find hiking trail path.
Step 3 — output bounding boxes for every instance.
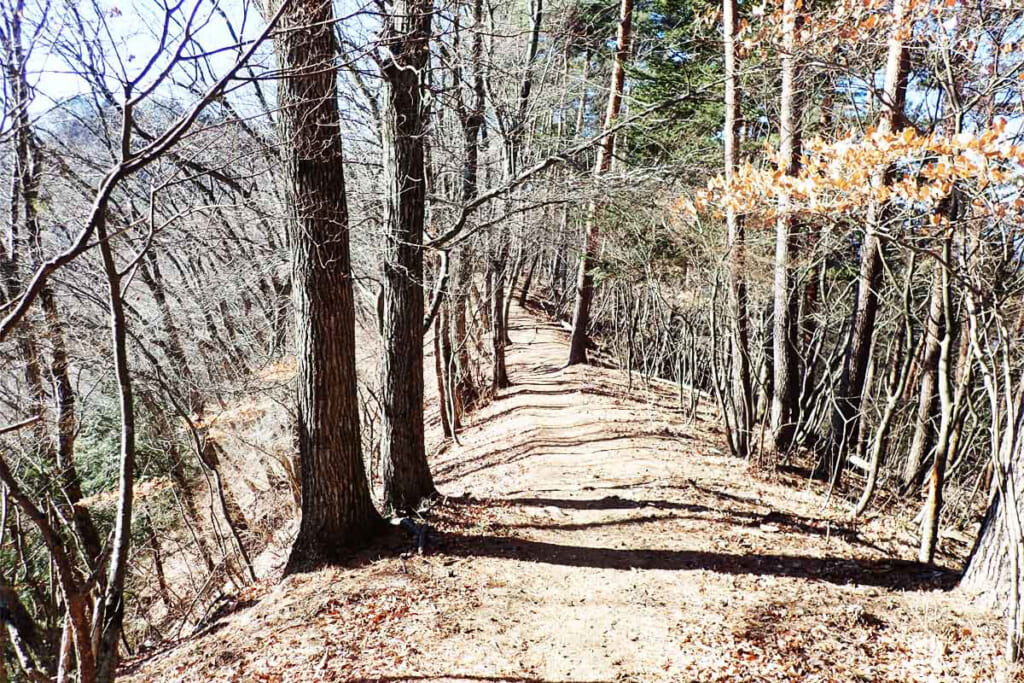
[124,301,1010,682]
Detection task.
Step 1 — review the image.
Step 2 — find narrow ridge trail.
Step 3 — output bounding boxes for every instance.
[125,301,1009,683]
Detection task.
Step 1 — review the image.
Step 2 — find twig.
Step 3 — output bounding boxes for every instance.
[0,416,41,437]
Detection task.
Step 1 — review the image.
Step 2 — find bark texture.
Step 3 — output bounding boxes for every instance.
[566,0,633,366]
[768,0,802,459]
[722,0,753,458]
[962,443,1024,648]
[379,0,436,515]
[273,0,384,572]
[904,264,945,489]
[829,0,909,481]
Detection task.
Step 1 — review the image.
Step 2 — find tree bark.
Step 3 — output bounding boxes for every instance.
[0,617,6,683]
[919,237,954,564]
[93,210,137,683]
[566,0,633,365]
[440,299,461,431]
[962,386,1024,656]
[904,263,945,490]
[768,0,802,460]
[271,0,385,572]
[434,308,452,438]
[519,253,539,307]
[378,0,436,515]
[829,0,910,483]
[453,0,486,419]
[491,251,511,391]
[722,0,753,458]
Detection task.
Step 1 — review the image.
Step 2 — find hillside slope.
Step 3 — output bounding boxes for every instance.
[122,301,1014,682]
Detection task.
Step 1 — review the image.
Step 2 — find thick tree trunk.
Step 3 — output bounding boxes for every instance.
[768,0,802,460]
[962,437,1024,656]
[272,0,385,572]
[379,0,436,515]
[566,0,633,366]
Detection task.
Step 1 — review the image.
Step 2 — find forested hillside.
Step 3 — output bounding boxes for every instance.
[0,0,1022,680]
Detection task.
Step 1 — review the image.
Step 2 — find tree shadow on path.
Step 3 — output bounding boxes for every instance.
[449,493,887,553]
[432,530,958,592]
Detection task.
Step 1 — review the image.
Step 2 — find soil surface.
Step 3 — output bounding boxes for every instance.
[123,301,1016,682]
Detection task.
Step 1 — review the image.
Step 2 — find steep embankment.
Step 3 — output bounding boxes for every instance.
[123,301,1014,682]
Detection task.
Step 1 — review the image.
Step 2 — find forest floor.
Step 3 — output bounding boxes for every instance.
[123,301,1017,682]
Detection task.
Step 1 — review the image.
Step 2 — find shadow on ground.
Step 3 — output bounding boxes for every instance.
[431,526,957,591]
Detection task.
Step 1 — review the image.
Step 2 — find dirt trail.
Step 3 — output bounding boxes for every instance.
[125,301,1013,683]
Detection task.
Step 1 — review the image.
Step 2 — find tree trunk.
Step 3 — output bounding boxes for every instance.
[503,247,523,339]
[379,0,436,515]
[4,14,102,572]
[831,232,883,479]
[94,216,137,683]
[434,309,452,438]
[918,259,952,564]
[722,0,753,458]
[566,0,633,366]
[491,252,511,391]
[904,263,945,490]
[0,617,6,683]
[959,196,1024,658]
[453,0,486,417]
[829,0,909,483]
[962,433,1024,656]
[453,256,476,420]
[145,513,173,609]
[519,253,539,307]
[440,299,461,431]
[271,0,385,572]
[768,0,802,460]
